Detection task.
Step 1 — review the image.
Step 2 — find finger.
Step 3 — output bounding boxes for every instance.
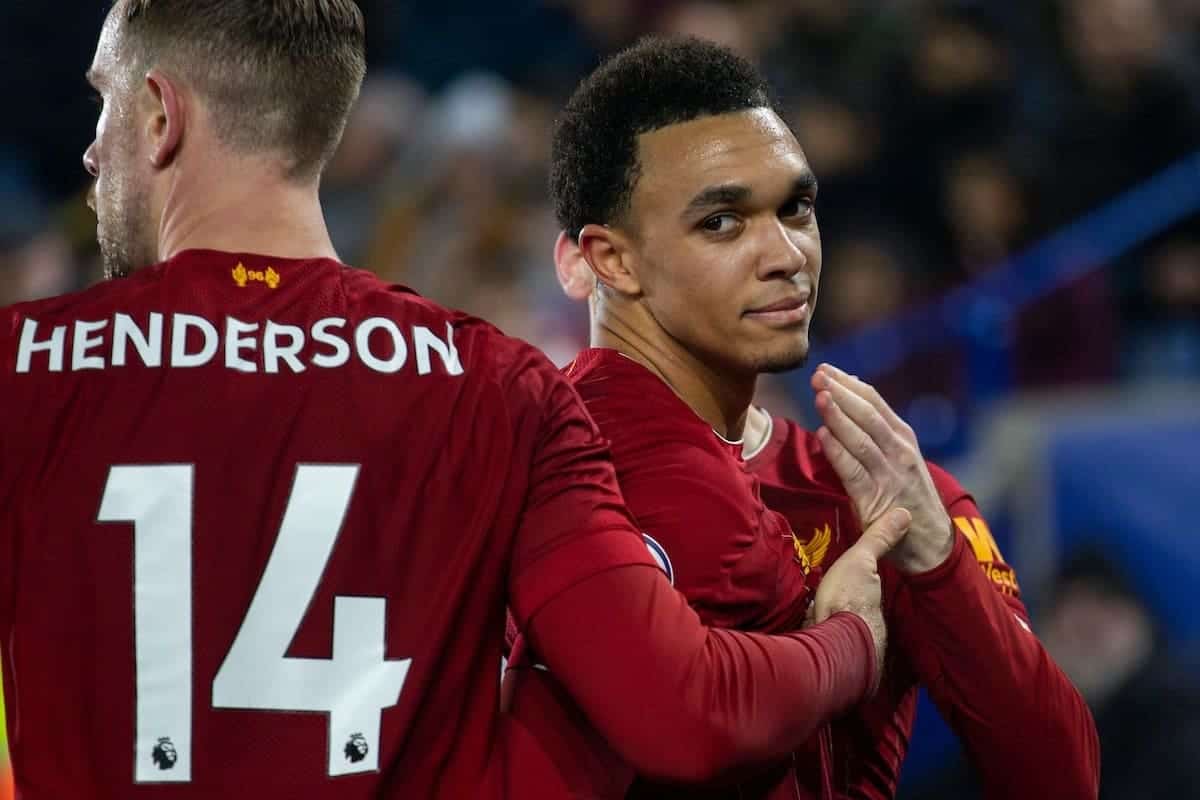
[819,364,911,439]
[814,386,890,473]
[815,424,873,498]
[853,507,912,561]
[814,370,903,458]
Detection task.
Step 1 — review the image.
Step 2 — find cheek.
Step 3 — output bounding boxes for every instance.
[97,107,137,170]
[662,257,742,333]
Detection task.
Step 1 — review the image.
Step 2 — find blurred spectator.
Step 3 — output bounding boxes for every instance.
[657,1,757,58]
[883,4,1020,259]
[1012,270,1120,388]
[910,547,1200,799]
[1042,548,1200,798]
[941,149,1031,276]
[1037,0,1200,226]
[816,228,913,338]
[0,231,76,307]
[784,92,888,245]
[0,164,75,306]
[365,0,609,96]
[323,75,427,266]
[811,225,969,453]
[2,0,1193,389]
[1124,236,1200,379]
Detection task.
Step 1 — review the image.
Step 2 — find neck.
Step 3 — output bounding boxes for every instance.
[156,156,339,263]
[593,303,755,440]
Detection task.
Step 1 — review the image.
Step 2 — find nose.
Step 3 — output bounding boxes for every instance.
[83,143,98,178]
[756,217,808,282]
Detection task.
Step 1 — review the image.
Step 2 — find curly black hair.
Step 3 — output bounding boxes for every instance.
[551,36,778,240]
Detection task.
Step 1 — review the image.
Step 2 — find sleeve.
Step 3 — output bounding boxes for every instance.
[524,564,879,783]
[891,468,1100,800]
[615,435,781,630]
[505,354,659,628]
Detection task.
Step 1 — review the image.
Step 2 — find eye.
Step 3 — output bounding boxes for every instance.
[89,91,104,109]
[781,196,815,220]
[700,213,741,234]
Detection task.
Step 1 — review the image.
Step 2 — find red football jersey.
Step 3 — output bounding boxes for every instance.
[503,363,1097,800]
[562,350,815,633]
[0,251,655,799]
[504,349,879,799]
[749,414,1098,800]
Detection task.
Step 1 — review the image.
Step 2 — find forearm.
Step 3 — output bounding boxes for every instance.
[528,564,877,783]
[895,534,1100,799]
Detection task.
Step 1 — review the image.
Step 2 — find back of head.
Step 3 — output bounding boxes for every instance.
[550,36,776,239]
[115,0,366,180]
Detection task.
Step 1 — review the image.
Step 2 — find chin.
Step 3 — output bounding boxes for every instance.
[752,339,810,375]
[758,353,808,374]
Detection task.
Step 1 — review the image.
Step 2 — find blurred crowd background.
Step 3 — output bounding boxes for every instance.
[1,0,1199,797]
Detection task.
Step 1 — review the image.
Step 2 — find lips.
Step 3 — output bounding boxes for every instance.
[749,295,809,314]
[744,293,812,327]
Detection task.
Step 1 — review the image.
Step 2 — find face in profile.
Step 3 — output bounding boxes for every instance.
[83,8,158,279]
[621,108,822,376]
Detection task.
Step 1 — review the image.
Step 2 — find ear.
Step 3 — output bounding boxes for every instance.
[578,223,642,297]
[143,69,185,169]
[554,230,598,302]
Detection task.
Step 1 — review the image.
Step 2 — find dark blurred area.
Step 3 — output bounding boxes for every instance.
[913,547,1200,799]
[1,0,1199,795]
[3,0,1199,390]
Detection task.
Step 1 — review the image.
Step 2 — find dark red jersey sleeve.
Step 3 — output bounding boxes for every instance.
[891,466,1100,799]
[618,438,807,631]
[524,565,878,783]
[505,352,658,628]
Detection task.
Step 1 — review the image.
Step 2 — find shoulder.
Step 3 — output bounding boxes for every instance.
[339,266,561,393]
[564,350,749,501]
[3,268,159,325]
[336,266,476,331]
[566,349,714,447]
[0,273,160,366]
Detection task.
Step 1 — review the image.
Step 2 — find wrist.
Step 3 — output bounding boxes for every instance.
[891,516,955,575]
[827,610,883,698]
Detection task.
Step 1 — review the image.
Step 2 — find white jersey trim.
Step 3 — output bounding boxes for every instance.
[740,408,774,461]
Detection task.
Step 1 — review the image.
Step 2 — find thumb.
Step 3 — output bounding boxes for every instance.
[854,507,912,561]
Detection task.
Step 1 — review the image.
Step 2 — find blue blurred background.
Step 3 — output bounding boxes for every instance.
[1,1,1198,796]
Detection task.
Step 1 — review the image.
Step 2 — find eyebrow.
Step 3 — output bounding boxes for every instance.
[683,171,819,217]
[85,68,102,88]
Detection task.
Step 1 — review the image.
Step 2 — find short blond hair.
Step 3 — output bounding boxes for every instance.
[116,0,366,180]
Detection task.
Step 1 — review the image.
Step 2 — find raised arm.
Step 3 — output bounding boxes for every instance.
[810,363,1099,798]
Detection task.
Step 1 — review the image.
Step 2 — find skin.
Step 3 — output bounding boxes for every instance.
[577,109,820,440]
[83,6,339,280]
[558,110,953,572]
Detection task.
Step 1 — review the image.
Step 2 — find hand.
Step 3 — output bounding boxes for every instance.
[811,364,954,574]
[810,507,911,692]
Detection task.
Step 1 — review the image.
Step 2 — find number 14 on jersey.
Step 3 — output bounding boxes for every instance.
[98,464,411,783]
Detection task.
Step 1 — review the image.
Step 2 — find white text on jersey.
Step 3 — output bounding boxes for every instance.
[14,314,464,376]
